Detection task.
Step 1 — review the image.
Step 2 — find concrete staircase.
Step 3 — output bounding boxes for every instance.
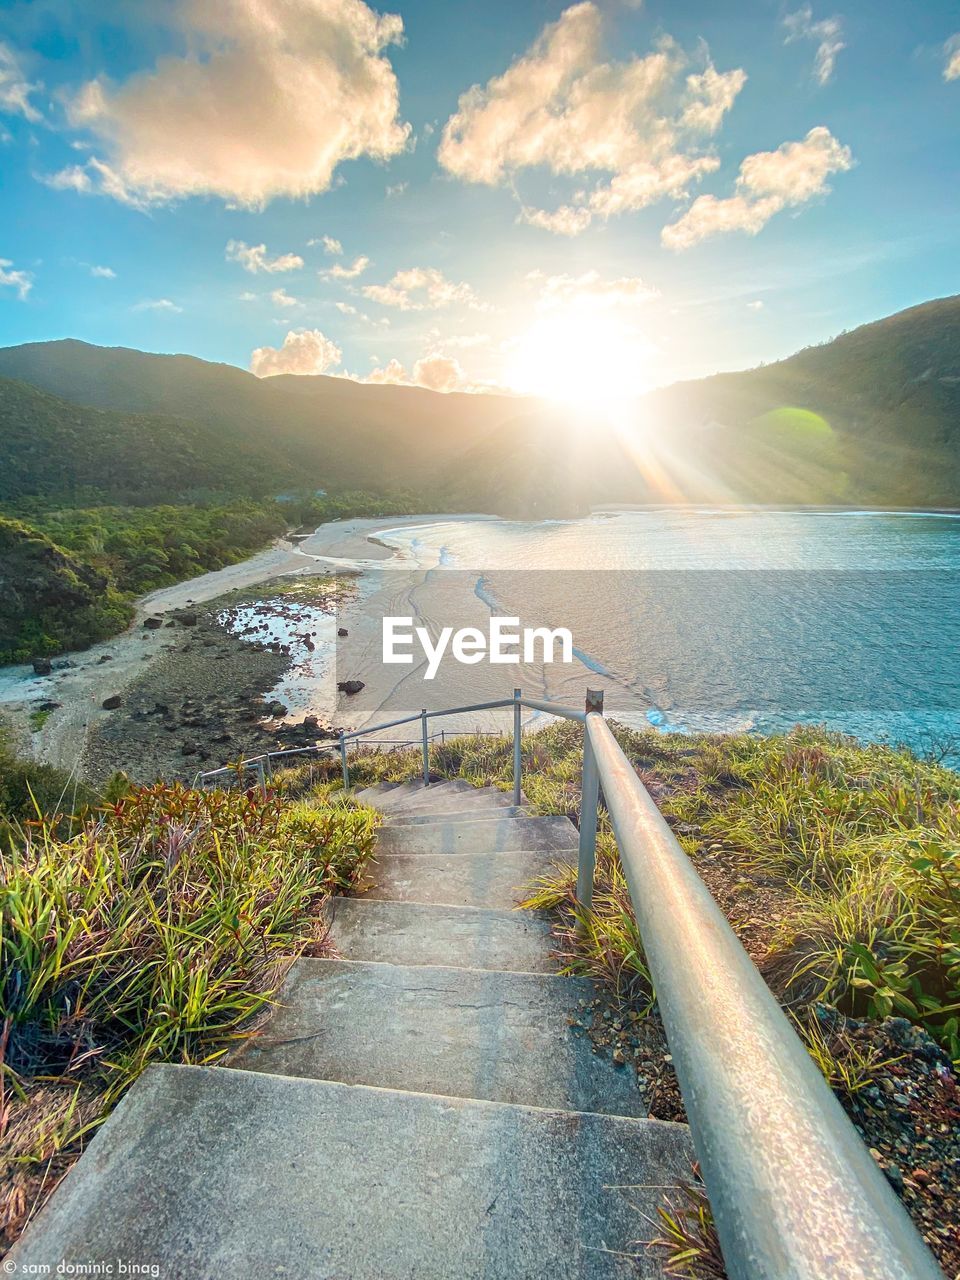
[11,780,694,1279]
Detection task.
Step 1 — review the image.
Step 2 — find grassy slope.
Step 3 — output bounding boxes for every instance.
[317,723,960,1272]
[0,777,379,1252]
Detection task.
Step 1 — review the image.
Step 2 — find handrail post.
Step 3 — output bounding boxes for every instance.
[421,709,430,786]
[512,687,522,806]
[339,731,349,791]
[576,688,603,912]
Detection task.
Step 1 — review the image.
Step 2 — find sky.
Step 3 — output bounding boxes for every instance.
[0,0,958,398]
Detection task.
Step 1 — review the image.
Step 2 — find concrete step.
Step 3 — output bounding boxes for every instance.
[365,850,566,909]
[11,1065,693,1280]
[375,814,578,856]
[327,897,557,972]
[359,780,517,814]
[231,959,647,1118]
[385,805,527,826]
[371,794,519,822]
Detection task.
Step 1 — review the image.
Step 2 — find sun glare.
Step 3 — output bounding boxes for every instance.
[505,306,654,408]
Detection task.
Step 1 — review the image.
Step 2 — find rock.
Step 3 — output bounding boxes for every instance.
[338,628,349,637]
[31,657,53,676]
[303,715,320,732]
[97,654,114,663]
[267,701,288,717]
[37,700,61,712]
[144,616,163,630]
[181,743,199,756]
[102,695,122,710]
[338,680,365,696]
[176,612,198,627]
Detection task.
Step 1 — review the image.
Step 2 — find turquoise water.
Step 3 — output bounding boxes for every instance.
[374,510,960,752]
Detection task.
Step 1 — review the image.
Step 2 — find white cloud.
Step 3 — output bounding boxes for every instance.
[747,299,764,310]
[945,35,960,82]
[239,291,257,301]
[133,298,182,313]
[662,125,853,250]
[42,165,93,193]
[89,264,116,279]
[438,2,745,234]
[518,205,593,237]
[325,254,370,279]
[271,287,301,308]
[0,258,32,300]
[386,180,407,196]
[365,353,469,392]
[363,266,480,310]
[0,42,42,122]
[366,357,409,384]
[783,7,845,86]
[63,0,411,207]
[532,269,658,310]
[310,235,343,255]
[250,328,342,376]
[226,240,304,274]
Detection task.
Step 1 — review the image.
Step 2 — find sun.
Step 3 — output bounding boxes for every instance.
[505,305,654,408]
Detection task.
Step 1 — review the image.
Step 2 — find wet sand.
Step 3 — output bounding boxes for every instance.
[0,514,517,781]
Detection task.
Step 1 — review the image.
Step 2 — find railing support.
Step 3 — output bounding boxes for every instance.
[512,687,522,807]
[339,731,349,791]
[576,688,603,912]
[421,708,430,786]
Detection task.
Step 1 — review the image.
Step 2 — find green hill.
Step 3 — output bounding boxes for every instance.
[0,339,520,496]
[0,294,958,517]
[0,374,286,504]
[0,516,130,662]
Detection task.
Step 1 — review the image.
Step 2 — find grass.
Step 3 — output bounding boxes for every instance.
[330,719,960,1062]
[27,709,52,734]
[0,778,378,1249]
[336,719,960,1275]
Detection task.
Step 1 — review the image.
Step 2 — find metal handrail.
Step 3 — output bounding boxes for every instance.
[193,685,942,1277]
[584,708,941,1280]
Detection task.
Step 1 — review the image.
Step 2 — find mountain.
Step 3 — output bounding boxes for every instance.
[1,294,958,512]
[0,374,286,504]
[442,294,960,511]
[0,339,523,496]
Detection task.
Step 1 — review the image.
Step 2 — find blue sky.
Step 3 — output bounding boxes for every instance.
[0,0,957,396]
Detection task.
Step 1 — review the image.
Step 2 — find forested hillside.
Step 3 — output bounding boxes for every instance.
[1,294,958,659]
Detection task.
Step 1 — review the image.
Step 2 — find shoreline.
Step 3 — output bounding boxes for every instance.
[0,514,501,780]
[4,505,958,782]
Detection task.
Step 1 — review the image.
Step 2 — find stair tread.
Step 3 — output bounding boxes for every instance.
[364,850,566,908]
[327,897,557,972]
[11,1065,692,1280]
[231,958,648,1117]
[375,814,578,856]
[384,805,527,826]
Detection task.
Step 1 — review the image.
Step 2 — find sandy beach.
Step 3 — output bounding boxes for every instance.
[0,513,524,781]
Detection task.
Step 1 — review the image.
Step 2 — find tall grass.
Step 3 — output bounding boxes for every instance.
[0,780,378,1247]
[361,720,960,1063]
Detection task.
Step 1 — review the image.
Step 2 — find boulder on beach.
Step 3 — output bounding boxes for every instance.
[144,617,163,630]
[337,680,365,696]
[32,657,53,676]
[102,694,122,710]
[337,628,348,637]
